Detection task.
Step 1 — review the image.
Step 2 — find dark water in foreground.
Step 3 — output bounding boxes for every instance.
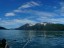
[0,30,64,48]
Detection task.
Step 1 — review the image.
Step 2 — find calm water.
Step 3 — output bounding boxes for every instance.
[0,30,64,48]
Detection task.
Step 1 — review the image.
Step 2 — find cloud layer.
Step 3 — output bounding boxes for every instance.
[18,1,39,9]
[5,12,15,16]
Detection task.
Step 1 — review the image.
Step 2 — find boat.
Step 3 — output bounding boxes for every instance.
[0,39,9,48]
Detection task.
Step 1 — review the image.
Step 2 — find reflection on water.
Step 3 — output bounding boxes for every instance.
[0,30,64,48]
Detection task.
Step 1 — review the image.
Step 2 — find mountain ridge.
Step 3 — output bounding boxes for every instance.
[15,22,64,31]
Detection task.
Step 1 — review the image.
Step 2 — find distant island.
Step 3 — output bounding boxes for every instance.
[0,27,6,30]
[15,22,64,31]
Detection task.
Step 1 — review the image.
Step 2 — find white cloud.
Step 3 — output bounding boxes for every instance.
[53,6,57,9]
[14,9,58,18]
[37,17,64,24]
[0,18,2,20]
[54,2,64,16]
[18,10,58,18]
[5,12,15,16]
[14,8,26,13]
[14,1,40,13]
[5,1,40,16]
[60,2,64,14]
[49,18,64,24]
[14,10,22,12]
[31,1,40,6]
[13,19,36,24]
[0,19,36,26]
[34,11,58,17]
[18,1,40,9]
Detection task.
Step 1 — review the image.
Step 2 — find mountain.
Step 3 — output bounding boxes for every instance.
[16,22,64,31]
[16,23,30,30]
[0,27,6,30]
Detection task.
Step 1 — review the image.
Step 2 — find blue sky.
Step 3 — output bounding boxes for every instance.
[0,0,64,28]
